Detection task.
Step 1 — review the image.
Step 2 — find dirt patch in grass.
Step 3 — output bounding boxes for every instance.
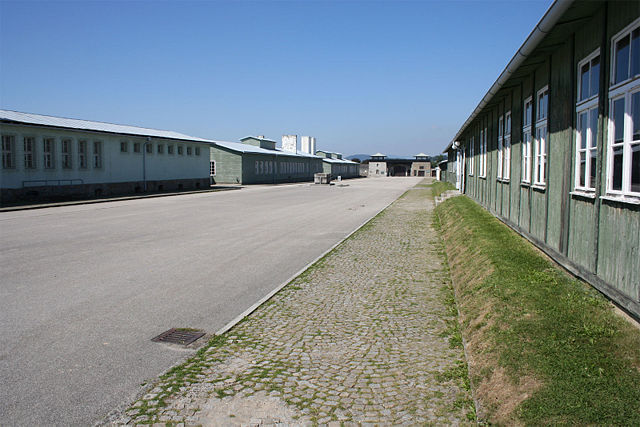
[435,195,640,425]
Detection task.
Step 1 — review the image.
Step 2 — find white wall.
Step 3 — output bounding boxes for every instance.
[0,123,210,189]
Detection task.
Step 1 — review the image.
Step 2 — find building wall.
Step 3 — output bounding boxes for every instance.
[323,161,359,179]
[443,1,640,318]
[210,146,243,184]
[411,161,431,177]
[1,123,209,201]
[368,161,387,177]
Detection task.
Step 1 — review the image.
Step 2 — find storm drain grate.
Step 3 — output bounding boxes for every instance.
[151,328,205,346]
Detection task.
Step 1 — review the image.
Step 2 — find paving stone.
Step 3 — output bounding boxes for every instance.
[109,182,473,425]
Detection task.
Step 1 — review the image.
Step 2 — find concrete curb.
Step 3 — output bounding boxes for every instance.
[214,186,408,336]
[0,187,240,213]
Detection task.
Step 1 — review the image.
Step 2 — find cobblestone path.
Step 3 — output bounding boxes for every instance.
[113,181,474,426]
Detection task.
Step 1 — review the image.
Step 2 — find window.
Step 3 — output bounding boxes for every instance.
[78,140,88,169]
[468,137,474,175]
[178,145,183,155]
[62,139,72,169]
[534,86,549,186]
[93,141,102,168]
[157,144,164,154]
[120,141,128,153]
[133,142,141,153]
[575,50,600,192]
[504,111,512,180]
[2,135,15,169]
[579,50,600,102]
[479,127,487,177]
[612,20,640,86]
[522,97,533,183]
[168,144,174,155]
[497,115,504,179]
[43,138,55,169]
[195,147,201,156]
[187,146,192,155]
[210,160,216,176]
[255,160,259,175]
[607,18,640,198]
[24,136,36,169]
[146,143,153,154]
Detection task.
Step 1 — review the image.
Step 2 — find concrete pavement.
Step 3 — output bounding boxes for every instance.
[0,177,419,426]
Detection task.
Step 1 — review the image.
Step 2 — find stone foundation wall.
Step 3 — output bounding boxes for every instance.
[1,178,210,205]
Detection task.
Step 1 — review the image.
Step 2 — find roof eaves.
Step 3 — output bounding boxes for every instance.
[443,0,574,153]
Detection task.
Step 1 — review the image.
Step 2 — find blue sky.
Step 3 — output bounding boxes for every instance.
[0,0,552,157]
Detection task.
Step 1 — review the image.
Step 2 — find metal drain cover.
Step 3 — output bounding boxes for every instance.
[151,328,205,345]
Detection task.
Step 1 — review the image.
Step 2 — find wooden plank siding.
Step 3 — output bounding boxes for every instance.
[442,1,640,319]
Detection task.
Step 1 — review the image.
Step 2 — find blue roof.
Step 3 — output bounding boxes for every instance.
[0,109,212,144]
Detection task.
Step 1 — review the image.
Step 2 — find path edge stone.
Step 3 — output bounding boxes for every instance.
[215,188,410,336]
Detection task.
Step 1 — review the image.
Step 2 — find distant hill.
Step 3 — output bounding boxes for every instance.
[346,154,370,162]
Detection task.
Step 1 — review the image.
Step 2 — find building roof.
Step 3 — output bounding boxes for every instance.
[0,109,213,144]
[240,136,278,144]
[212,140,320,158]
[444,0,576,152]
[415,153,429,157]
[371,153,386,157]
[322,158,357,164]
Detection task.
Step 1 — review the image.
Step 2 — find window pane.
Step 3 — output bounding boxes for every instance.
[579,111,588,149]
[632,144,640,192]
[615,35,630,84]
[590,56,600,98]
[612,146,624,190]
[632,28,640,78]
[589,150,597,189]
[633,91,640,141]
[579,152,586,187]
[580,63,590,101]
[590,108,598,148]
[613,98,625,144]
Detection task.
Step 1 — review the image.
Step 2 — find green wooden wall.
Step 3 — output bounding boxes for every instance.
[442,1,640,318]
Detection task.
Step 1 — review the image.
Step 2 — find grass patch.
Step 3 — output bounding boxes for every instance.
[435,196,640,425]
[430,181,456,198]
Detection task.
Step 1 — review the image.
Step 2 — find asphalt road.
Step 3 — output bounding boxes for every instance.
[0,177,420,426]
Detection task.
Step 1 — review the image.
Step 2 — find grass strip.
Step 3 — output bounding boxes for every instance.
[435,195,640,425]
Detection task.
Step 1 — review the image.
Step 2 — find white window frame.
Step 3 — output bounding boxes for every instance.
[78,140,88,169]
[2,134,16,169]
[534,86,549,186]
[23,136,36,169]
[504,111,512,181]
[606,18,640,200]
[43,137,55,169]
[497,115,504,179]
[479,127,487,178]
[468,136,475,176]
[522,96,533,183]
[575,50,600,193]
[62,138,73,169]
